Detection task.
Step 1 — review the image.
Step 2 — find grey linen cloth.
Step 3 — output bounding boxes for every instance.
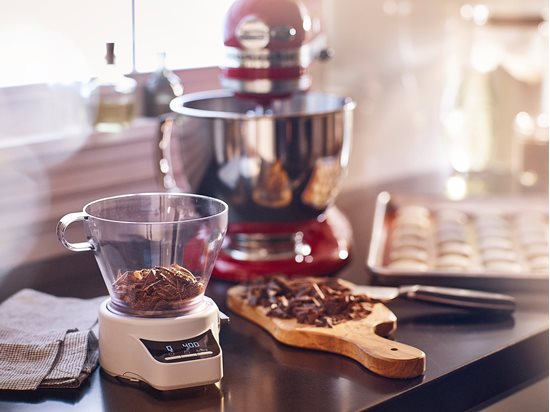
[0,289,106,390]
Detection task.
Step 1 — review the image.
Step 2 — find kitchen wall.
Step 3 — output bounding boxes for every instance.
[317,0,547,190]
[319,0,452,189]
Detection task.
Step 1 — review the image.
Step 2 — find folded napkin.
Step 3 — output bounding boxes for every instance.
[0,289,106,390]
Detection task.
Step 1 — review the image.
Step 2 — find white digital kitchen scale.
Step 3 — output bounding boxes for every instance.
[56,192,230,391]
[98,296,226,391]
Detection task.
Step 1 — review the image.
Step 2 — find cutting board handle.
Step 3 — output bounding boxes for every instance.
[346,332,426,379]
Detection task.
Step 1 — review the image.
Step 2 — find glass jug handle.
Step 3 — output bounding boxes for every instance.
[157,115,191,193]
[56,212,94,252]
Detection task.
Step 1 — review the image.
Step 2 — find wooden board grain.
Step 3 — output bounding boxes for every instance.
[227,284,426,379]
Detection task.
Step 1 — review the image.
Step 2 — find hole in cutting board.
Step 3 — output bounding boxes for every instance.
[391,348,398,351]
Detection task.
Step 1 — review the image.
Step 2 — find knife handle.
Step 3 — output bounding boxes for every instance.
[398,285,516,314]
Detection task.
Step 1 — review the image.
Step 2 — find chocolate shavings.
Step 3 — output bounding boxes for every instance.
[242,275,374,328]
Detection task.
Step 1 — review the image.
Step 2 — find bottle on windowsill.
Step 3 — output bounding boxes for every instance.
[86,42,137,132]
[143,52,184,117]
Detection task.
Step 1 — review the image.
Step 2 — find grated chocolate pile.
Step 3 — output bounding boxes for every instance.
[243,275,374,327]
[112,264,204,313]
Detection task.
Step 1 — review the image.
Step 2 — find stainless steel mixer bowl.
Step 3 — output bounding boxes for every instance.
[158,89,355,223]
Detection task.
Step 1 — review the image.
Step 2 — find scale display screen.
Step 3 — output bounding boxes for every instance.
[140,330,220,363]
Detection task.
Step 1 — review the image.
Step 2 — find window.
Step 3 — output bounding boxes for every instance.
[134,0,231,72]
[0,0,232,146]
[0,0,232,87]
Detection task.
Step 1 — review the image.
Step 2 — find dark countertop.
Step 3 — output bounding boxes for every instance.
[0,174,548,411]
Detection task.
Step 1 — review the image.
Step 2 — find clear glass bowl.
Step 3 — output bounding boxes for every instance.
[57,193,228,317]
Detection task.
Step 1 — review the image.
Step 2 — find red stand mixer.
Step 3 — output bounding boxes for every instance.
[158,0,356,281]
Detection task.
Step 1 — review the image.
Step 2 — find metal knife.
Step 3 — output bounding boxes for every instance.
[350,284,516,315]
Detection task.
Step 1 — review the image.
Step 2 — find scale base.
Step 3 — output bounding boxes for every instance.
[98,297,223,391]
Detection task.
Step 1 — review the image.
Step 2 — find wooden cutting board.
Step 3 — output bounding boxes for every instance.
[227,284,426,379]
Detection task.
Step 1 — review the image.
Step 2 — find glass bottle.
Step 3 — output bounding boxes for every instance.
[86,42,137,132]
[144,52,184,117]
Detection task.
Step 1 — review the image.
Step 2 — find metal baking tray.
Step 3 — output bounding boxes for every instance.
[367,192,549,291]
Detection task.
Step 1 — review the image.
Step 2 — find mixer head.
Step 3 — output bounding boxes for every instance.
[221,0,330,98]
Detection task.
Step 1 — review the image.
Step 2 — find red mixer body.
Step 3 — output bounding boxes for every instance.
[220,0,326,98]
[214,208,353,281]
[223,0,310,49]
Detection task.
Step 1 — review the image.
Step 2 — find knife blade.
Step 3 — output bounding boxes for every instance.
[349,283,516,315]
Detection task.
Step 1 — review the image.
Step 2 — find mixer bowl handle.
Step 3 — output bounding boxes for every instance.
[157,114,191,193]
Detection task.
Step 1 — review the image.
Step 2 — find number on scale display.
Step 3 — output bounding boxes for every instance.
[165,342,200,352]
[182,342,200,349]
[141,330,220,363]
